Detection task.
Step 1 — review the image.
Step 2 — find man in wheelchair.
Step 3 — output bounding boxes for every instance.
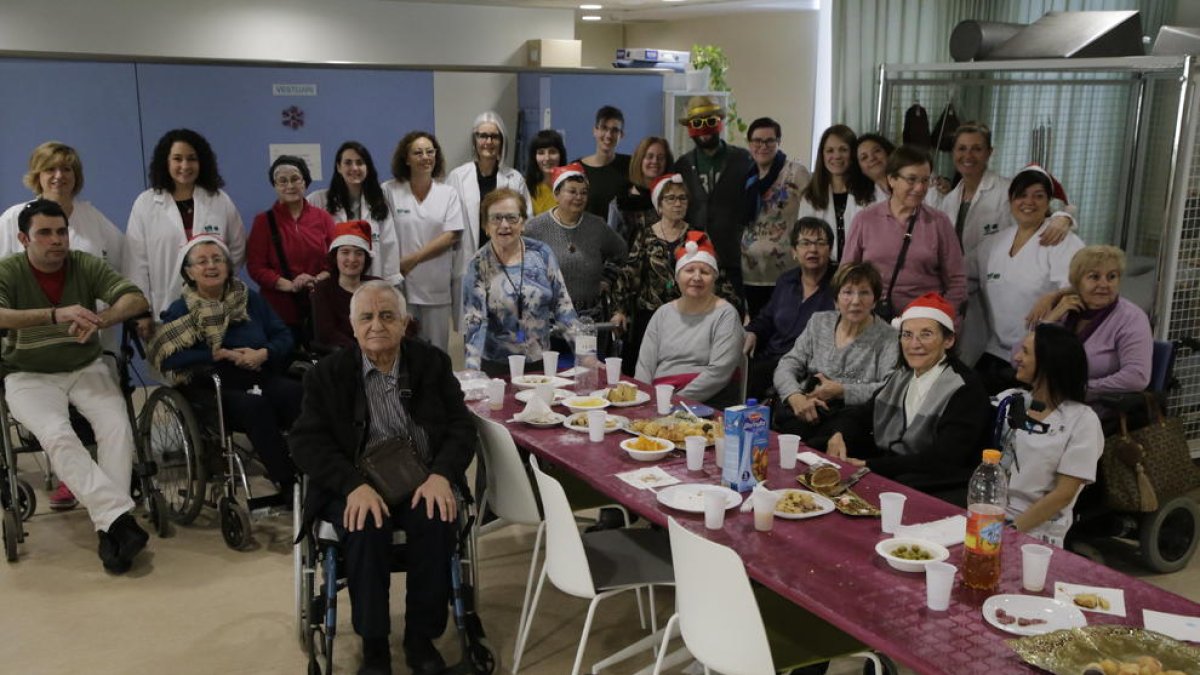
[291,280,476,675]
[0,199,150,573]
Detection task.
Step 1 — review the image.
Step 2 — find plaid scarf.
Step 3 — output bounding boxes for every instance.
[147,279,251,384]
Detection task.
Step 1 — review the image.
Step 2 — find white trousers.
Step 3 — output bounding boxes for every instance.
[6,359,135,531]
[409,303,452,354]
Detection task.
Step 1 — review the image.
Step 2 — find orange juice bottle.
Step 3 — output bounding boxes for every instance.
[962,449,1007,590]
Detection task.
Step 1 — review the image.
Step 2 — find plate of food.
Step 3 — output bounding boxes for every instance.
[655,484,742,513]
[983,595,1087,636]
[619,435,674,461]
[1008,625,1200,675]
[514,388,574,404]
[563,413,630,433]
[627,411,722,448]
[874,537,950,572]
[773,489,835,520]
[795,474,880,517]
[591,383,651,407]
[513,411,566,428]
[510,374,575,389]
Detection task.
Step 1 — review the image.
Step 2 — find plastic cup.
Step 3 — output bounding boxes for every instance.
[925,561,956,611]
[879,492,907,534]
[586,411,607,442]
[752,489,781,532]
[703,489,726,529]
[655,384,674,415]
[508,355,526,380]
[487,379,505,410]
[541,351,559,377]
[778,434,800,470]
[684,435,706,471]
[1021,544,1053,593]
[535,383,555,406]
[605,358,623,386]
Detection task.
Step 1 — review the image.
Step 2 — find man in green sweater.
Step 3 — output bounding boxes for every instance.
[0,199,151,573]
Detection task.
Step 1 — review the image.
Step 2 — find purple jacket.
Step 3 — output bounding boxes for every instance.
[1077,296,1153,398]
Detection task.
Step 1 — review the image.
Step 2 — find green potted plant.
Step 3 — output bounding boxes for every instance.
[691,44,747,134]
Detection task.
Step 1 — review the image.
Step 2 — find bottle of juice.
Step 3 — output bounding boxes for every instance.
[963,449,1008,590]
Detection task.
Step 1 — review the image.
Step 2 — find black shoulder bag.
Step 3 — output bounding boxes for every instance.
[356,372,431,508]
[265,210,314,352]
[874,210,919,322]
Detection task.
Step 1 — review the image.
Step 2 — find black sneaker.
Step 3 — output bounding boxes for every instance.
[97,531,131,574]
[403,633,446,675]
[358,637,392,675]
[109,512,149,565]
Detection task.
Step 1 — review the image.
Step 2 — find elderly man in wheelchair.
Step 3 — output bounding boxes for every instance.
[291,279,476,675]
[0,199,151,573]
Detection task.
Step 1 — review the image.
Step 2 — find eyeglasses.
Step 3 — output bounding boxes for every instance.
[899,329,941,344]
[274,175,304,187]
[660,194,688,204]
[893,174,932,187]
[488,213,522,225]
[410,148,437,158]
[474,132,502,142]
[189,255,227,268]
[796,239,830,248]
[688,116,722,129]
[596,125,624,137]
[749,137,779,148]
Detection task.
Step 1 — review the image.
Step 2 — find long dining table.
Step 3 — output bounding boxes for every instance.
[467,378,1200,673]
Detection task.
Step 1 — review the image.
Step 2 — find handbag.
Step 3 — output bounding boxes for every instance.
[933,101,961,152]
[1101,393,1200,513]
[357,436,430,509]
[875,211,918,322]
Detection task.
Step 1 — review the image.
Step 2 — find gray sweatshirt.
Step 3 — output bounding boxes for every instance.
[773,311,899,405]
[636,300,744,405]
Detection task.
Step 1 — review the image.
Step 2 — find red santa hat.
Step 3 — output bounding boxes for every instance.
[650,173,685,210]
[177,233,230,273]
[329,219,373,253]
[674,231,719,274]
[551,162,587,192]
[1017,164,1075,216]
[892,292,956,333]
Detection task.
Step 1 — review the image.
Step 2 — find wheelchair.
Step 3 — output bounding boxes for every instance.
[294,478,495,675]
[0,323,170,562]
[138,363,305,551]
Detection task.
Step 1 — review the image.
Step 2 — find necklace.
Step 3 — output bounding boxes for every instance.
[550,208,583,254]
[492,240,526,341]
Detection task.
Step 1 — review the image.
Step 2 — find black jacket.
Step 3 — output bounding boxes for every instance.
[290,339,477,517]
[675,142,755,275]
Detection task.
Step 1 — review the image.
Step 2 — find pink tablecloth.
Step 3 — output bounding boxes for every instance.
[470,385,1200,673]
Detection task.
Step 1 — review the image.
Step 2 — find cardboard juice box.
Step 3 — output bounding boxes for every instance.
[723,401,769,492]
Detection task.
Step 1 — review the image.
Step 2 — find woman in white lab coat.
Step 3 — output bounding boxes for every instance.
[447,111,530,328]
[797,125,877,261]
[125,128,246,337]
[307,140,402,285]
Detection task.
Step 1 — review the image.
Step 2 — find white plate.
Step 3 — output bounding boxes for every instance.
[655,484,742,513]
[563,413,630,433]
[982,594,1087,636]
[513,412,567,428]
[514,388,574,404]
[590,388,652,408]
[773,489,835,520]
[874,537,951,573]
[510,375,575,389]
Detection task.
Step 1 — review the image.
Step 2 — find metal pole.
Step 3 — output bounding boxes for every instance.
[875,63,888,134]
[1151,55,1195,339]
[1118,74,1148,250]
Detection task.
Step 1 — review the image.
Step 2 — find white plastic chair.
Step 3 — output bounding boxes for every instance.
[523,457,674,675]
[653,517,884,675]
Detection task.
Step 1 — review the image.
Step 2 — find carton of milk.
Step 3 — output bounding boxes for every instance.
[722,401,770,492]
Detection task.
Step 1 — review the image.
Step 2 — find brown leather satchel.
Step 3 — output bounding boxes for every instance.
[1102,394,1200,512]
[357,437,429,509]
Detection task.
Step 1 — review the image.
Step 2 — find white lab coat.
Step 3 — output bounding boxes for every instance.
[306,188,402,285]
[796,189,870,261]
[446,161,531,328]
[124,188,246,318]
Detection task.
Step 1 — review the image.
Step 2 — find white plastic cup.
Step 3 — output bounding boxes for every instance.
[655,384,675,415]
[535,383,555,406]
[752,489,781,532]
[879,492,907,534]
[508,354,526,380]
[605,357,623,386]
[925,561,956,611]
[703,489,726,529]
[542,350,559,377]
[778,434,800,470]
[586,411,607,442]
[684,435,706,471]
[1021,544,1054,593]
[487,379,506,410]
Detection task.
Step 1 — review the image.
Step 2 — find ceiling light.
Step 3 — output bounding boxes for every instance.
[580,3,602,9]
[663,0,686,3]
[581,14,603,21]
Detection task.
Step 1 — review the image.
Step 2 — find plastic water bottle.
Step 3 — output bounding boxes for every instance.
[963,449,1008,590]
[574,316,598,394]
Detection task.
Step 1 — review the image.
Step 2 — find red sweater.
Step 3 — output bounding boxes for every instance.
[247,201,334,326]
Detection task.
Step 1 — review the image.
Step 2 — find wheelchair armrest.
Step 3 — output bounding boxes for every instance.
[120,311,154,360]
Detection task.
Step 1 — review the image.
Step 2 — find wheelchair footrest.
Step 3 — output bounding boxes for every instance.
[133,461,157,478]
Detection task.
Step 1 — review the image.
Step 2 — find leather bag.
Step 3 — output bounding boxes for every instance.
[358,436,429,509]
[1101,393,1200,513]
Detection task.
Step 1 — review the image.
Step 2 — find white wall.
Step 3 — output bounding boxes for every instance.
[0,0,575,67]
[576,21,627,69]
[433,73,520,169]
[623,11,819,164]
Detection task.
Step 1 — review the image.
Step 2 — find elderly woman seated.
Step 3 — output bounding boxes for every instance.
[148,235,302,496]
[636,232,744,408]
[771,262,898,448]
[826,293,991,493]
[310,220,381,353]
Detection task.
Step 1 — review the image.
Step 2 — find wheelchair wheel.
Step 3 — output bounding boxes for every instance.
[218,496,251,550]
[1139,496,1200,573]
[139,388,206,525]
[297,537,316,647]
[16,479,36,522]
[3,510,18,562]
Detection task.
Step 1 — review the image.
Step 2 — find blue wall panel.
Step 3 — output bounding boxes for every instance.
[0,60,145,227]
